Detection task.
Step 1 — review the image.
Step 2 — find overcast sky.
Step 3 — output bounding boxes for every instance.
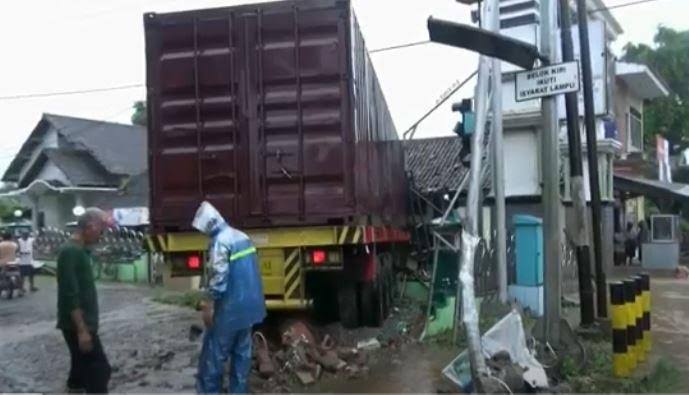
[0,0,687,177]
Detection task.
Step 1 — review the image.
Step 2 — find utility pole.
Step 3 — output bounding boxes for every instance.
[575,0,608,318]
[558,0,595,326]
[490,0,508,305]
[540,0,561,345]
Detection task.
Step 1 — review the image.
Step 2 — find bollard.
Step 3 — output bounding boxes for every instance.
[610,282,629,377]
[640,273,652,353]
[623,279,638,370]
[633,276,645,362]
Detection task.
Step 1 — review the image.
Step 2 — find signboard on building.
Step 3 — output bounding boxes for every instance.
[515,62,580,102]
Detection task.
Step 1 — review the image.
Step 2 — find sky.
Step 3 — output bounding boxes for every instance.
[0,0,687,178]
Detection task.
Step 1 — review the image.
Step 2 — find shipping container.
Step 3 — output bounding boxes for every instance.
[144,0,406,232]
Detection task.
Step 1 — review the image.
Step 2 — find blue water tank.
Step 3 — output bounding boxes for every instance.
[513,215,543,286]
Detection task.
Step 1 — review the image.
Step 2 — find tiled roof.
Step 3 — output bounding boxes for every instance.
[404,137,467,193]
[43,149,118,187]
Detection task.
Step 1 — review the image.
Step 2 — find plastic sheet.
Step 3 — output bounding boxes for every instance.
[443,310,549,390]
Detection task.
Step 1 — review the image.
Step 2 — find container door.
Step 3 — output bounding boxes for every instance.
[241,5,352,222]
[149,14,245,228]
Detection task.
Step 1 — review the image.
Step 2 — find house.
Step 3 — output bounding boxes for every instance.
[612,62,671,228]
[1,114,148,230]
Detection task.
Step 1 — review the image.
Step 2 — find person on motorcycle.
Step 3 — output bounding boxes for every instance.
[0,232,18,266]
[0,232,20,298]
[192,201,266,394]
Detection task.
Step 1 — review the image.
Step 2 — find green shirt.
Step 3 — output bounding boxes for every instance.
[56,243,99,332]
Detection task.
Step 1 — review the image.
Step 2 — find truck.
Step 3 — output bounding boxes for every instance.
[143,0,409,327]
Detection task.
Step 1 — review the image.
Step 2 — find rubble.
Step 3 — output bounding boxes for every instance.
[357,338,381,351]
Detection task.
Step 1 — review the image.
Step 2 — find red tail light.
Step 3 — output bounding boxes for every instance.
[187,255,201,269]
[311,250,326,265]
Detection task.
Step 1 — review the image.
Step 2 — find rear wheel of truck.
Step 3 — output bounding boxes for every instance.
[311,274,339,323]
[361,255,389,327]
[337,280,359,328]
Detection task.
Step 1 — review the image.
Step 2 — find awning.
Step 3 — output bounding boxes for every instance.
[616,62,670,100]
[614,174,689,202]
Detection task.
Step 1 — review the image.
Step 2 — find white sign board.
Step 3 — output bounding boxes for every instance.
[515,62,580,102]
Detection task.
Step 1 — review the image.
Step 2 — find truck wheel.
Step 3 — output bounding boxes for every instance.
[312,275,339,323]
[361,256,388,327]
[338,281,359,328]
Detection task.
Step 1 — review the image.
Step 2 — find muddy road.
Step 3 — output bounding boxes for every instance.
[0,276,455,393]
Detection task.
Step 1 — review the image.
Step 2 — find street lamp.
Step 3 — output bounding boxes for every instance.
[73,206,86,217]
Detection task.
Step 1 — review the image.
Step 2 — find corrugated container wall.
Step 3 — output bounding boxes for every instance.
[144,0,406,232]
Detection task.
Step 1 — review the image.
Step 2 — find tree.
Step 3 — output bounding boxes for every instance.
[131,101,147,126]
[0,197,23,223]
[622,27,689,152]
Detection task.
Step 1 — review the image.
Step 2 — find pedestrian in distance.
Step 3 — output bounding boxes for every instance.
[625,221,637,266]
[614,221,626,267]
[18,231,37,292]
[192,201,266,394]
[637,219,649,264]
[57,208,112,393]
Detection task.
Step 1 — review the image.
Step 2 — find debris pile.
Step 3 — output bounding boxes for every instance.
[249,303,425,392]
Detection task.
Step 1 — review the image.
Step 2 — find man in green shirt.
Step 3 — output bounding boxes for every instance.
[57,208,111,393]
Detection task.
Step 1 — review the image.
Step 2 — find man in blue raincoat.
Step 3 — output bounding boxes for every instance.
[192,201,266,394]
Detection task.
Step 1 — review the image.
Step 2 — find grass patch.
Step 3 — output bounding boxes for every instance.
[560,340,682,393]
[153,289,205,309]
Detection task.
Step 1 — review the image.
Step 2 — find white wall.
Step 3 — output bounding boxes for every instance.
[36,160,70,185]
[505,130,541,197]
[18,127,59,183]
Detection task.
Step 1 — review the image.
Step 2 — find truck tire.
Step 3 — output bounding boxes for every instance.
[361,256,388,327]
[338,281,359,328]
[313,286,339,323]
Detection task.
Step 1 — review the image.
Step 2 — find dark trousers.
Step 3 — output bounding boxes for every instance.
[62,330,111,393]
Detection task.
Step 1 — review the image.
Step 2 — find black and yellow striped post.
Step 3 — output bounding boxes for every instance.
[633,276,645,362]
[640,273,652,353]
[610,282,629,377]
[623,279,638,370]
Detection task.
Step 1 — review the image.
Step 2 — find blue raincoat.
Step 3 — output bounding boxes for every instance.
[192,202,266,394]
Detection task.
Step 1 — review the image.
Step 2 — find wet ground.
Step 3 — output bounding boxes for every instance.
[0,276,456,393]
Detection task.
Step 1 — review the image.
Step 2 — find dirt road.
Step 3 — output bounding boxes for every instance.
[0,276,455,393]
[0,276,200,393]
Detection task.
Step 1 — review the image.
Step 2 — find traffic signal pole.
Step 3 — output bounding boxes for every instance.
[540,0,562,346]
[490,0,508,305]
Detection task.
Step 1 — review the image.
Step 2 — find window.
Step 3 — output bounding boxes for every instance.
[628,107,643,151]
[651,215,678,242]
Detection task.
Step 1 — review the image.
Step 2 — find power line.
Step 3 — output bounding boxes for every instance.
[590,0,666,12]
[370,40,432,54]
[404,70,478,140]
[0,106,135,162]
[0,84,143,101]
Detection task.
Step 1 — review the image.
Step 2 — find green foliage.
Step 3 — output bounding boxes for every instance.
[622,27,689,151]
[0,198,23,222]
[131,101,147,127]
[561,339,682,393]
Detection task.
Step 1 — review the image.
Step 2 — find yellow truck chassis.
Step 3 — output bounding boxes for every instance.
[145,226,409,310]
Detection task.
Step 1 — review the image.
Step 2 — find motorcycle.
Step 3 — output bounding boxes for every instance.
[0,262,22,299]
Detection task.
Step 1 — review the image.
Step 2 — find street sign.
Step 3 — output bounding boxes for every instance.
[515,61,580,102]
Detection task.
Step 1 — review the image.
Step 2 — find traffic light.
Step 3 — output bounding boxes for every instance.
[452,99,475,163]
